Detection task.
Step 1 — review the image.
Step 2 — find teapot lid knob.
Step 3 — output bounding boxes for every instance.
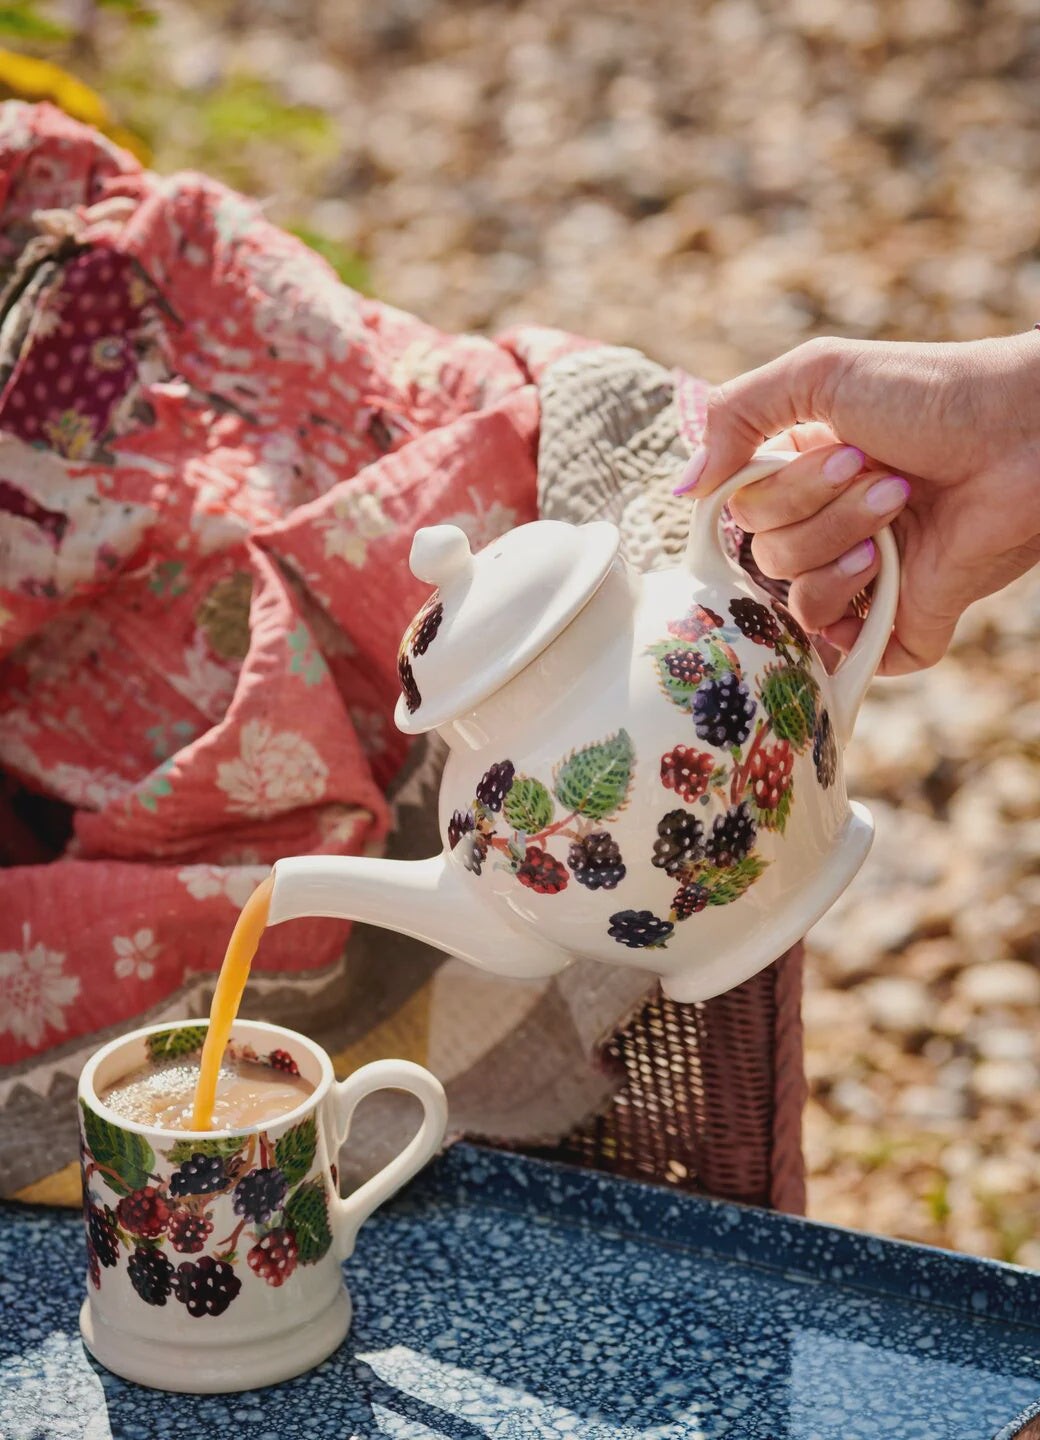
[409,525,474,588]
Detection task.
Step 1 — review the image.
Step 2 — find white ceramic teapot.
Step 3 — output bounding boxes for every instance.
[268,449,898,1002]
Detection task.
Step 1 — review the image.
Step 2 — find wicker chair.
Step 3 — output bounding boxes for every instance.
[530,946,806,1213]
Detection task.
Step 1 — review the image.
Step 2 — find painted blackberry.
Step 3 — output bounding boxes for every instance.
[662,649,706,685]
[87,1205,119,1269]
[169,1153,226,1198]
[750,740,794,810]
[730,598,782,648]
[87,1243,101,1290]
[174,1255,241,1318]
[813,709,837,789]
[168,1208,214,1255]
[247,1228,299,1287]
[128,1245,174,1306]
[411,600,443,656]
[672,882,710,919]
[398,653,421,713]
[660,745,714,803]
[232,1166,288,1225]
[668,604,724,642]
[516,846,568,895]
[652,809,705,877]
[476,760,515,812]
[773,601,811,655]
[448,808,475,850]
[706,803,757,867]
[116,1186,171,1238]
[608,910,674,949]
[693,673,756,748]
[567,832,626,891]
[268,1048,300,1076]
[458,830,488,876]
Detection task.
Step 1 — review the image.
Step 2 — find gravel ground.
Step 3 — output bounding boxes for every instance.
[82,0,1040,1258]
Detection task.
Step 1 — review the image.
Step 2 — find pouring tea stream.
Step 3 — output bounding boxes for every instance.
[260,448,899,1006]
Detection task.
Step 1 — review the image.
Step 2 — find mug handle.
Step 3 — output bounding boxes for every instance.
[683,446,900,747]
[329,1058,448,1261]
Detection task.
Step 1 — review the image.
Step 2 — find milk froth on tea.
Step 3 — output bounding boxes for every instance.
[101,1056,313,1132]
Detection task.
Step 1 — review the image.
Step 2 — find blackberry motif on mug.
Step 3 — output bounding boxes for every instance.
[78,1026,333,1317]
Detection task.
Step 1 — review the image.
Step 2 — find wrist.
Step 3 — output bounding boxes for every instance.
[968,332,1040,473]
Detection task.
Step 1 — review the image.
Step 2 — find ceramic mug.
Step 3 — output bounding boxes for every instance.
[78,1018,448,1393]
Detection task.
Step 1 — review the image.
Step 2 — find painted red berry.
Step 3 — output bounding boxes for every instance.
[750,740,794,810]
[268,1048,300,1076]
[247,1228,299,1287]
[660,746,714,803]
[668,604,724,642]
[516,846,568,895]
[117,1186,171,1239]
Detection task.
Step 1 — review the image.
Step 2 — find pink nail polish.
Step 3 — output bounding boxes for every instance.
[865,475,910,514]
[674,446,708,496]
[823,446,865,486]
[836,538,876,576]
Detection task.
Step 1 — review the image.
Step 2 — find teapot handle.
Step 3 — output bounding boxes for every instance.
[684,446,900,746]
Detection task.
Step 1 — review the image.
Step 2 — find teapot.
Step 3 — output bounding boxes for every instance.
[267,449,898,1003]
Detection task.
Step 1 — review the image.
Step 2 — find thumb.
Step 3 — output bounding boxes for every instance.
[676,337,849,496]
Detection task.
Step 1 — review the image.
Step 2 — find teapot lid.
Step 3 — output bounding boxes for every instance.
[394,519,620,734]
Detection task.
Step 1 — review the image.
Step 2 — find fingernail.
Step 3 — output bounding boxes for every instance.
[865,475,910,514]
[836,538,876,576]
[823,446,865,486]
[674,446,708,495]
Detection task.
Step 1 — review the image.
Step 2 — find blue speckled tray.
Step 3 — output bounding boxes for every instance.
[2,1143,1038,1439]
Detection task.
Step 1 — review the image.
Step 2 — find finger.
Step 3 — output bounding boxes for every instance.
[761,422,839,454]
[727,443,867,533]
[747,473,910,577]
[673,337,853,496]
[782,541,882,634]
[822,613,956,675]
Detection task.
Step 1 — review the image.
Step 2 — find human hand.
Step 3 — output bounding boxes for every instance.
[676,334,1040,673]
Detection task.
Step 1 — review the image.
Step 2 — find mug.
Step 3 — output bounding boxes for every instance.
[78,1018,448,1393]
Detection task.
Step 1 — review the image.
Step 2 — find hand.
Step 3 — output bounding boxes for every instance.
[677,333,1040,673]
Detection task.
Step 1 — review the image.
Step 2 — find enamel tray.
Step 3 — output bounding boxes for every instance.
[3,1143,1038,1438]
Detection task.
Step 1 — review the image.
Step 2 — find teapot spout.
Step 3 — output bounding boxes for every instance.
[268,854,574,982]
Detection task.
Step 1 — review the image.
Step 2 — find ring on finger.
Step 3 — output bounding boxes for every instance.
[850,588,872,620]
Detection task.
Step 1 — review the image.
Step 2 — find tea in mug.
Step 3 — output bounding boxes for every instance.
[101,1055,313,1132]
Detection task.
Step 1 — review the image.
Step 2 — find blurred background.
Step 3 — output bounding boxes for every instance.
[4,0,1040,1261]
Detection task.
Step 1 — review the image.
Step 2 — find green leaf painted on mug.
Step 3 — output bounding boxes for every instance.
[274,1115,318,1187]
[284,1176,333,1265]
[163,1135,246,1165]
[80,1100,156,1196]
[146,1025,208,1061]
